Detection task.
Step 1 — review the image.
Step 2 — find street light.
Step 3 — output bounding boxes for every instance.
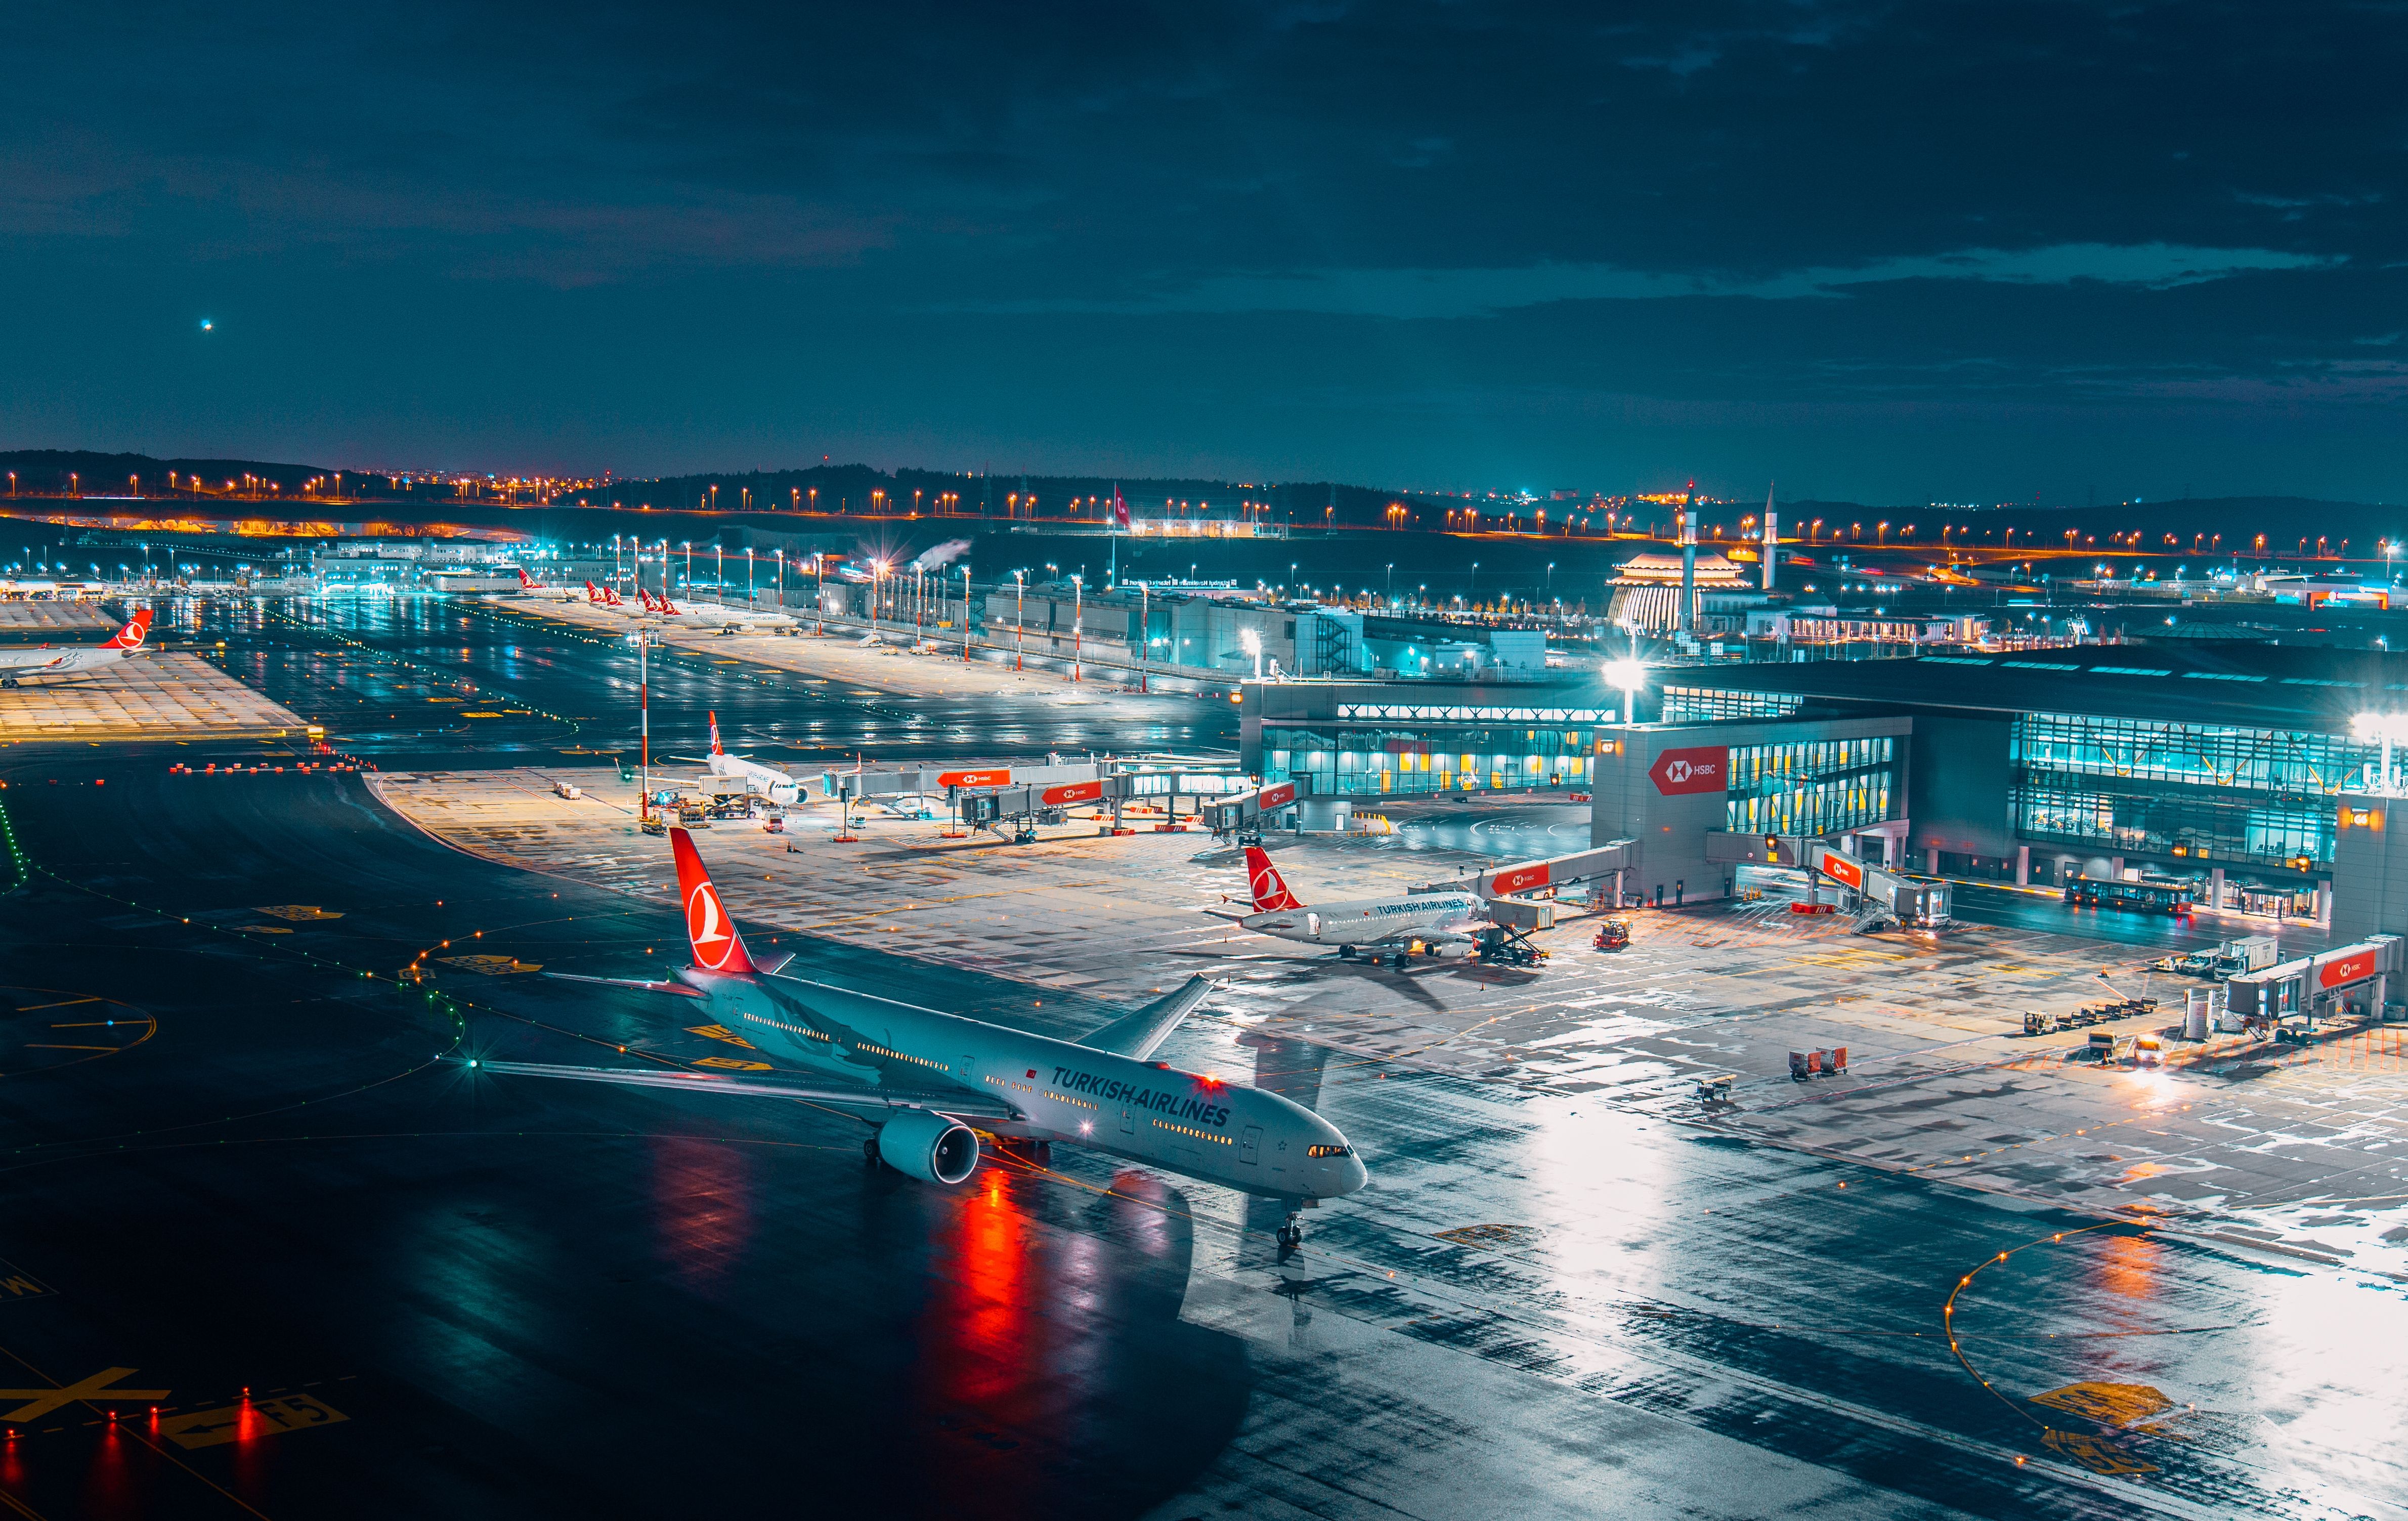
[2352,712,2408,792]
[1603,656,1647,724]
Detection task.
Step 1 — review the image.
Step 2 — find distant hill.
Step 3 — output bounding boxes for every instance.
[0,449,347,494]
[1782,496,2404,561]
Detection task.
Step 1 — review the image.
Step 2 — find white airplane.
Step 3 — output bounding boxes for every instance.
[676,597,797,634]
[1223,846,1490,968]
[0,609,154,689]
[679,710,802,804]
[465,828,1368,1217]
[514,568,579,602]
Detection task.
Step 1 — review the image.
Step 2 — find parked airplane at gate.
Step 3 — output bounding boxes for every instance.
[462,829,1367,1216]
[676,710,802,804]
[1220,846,1490,967]
[0,609,153,688]
[515,568,577,601]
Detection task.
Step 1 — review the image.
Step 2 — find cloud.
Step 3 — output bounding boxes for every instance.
[966,244,2345,319]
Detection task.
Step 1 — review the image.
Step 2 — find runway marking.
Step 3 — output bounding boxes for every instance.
[0,1263,53,1303]
[161,1392,349,1450]
[0,1367,169,1423]
[7,998,100,1015]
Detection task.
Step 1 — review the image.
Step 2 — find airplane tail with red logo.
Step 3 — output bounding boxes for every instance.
[103,609,153,650]
[585,580,603,603]
[518,568,539,589]
[660,596,680,615]
[1242,846,1306,912]
[708,710,723,757]
[604,585,622,606]
[669,827,763,975]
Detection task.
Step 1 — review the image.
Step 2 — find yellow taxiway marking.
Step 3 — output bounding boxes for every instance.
[162,1392,349,1450]
[9,997,102,1014]
[0,1367,170,1423]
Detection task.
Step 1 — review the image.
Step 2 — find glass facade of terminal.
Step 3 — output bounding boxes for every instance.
[1662,686,1806,722]
[2009,712,2367,869]
[1263,701,1612,796]
[1726,737,1897,838]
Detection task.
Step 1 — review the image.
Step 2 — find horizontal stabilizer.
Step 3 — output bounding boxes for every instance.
[751,950,796,975]
[542,971,706,998]
[1079,975,1215,1061]
[452,1057,1019,1119]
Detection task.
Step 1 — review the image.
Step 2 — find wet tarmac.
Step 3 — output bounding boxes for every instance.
[0,599,2401,1519]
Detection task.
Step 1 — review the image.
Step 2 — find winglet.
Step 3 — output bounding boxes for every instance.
[669,826,761,975]
[1079,976,1214,1060]
[1242,846,1305,911]
[104,609,153,650]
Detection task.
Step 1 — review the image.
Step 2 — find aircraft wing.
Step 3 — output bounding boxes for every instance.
[1077,976,1214,1061]
[452,1057,1021,1120]
[543,971,707,998]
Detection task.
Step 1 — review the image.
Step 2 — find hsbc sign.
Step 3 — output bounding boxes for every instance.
[1648,745,1728,796]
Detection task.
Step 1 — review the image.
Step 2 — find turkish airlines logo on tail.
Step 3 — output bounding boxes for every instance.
[105,610,153,650]
[1243,846,1304,911]
[686,880,738,969]
[708,710,722,757]
[669,826,758,975]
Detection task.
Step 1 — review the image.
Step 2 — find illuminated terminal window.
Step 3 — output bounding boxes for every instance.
[1660,687,1807,722]
[1724,736,1896,838]
[1264,722,1597,798]
[2009,713,2371,870]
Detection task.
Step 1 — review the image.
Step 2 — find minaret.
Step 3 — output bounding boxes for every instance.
[1677,482,1698,634]
[1761,483,1778,592]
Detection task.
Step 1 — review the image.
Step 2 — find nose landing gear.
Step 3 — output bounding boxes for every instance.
[1275,1211,1305,1259]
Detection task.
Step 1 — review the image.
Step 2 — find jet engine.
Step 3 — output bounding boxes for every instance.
[1421,936,1477,960]
[876,1110,981,1185]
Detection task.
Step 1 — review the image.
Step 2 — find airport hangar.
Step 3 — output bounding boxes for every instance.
[1239,640,2408,926]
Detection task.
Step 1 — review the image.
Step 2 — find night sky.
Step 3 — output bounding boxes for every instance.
[6,3,2401,501]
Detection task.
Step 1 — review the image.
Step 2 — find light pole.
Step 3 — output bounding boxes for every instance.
[1605,654,1647,726]
[1014,571,1026,671]
[1071,574,1084,681]
[637,627,652,822]
[1138,580,1149,692]
[961,566,973,662]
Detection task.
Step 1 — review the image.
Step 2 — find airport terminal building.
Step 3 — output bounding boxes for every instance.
[1242,641,2406,921]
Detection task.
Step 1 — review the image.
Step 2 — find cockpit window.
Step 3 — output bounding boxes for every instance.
[1307,1143,1351,1158]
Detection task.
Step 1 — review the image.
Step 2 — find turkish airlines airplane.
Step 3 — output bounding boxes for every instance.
[465,829,1367,1217]
[515,568,578,602]
[0,609,154,689]
[584,580,624,608]
[677,710,802,804]
[1222,846,1490,967]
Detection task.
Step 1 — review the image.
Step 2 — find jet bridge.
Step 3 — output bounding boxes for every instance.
[1411,841,1642,931]
[1809,845,1950,927]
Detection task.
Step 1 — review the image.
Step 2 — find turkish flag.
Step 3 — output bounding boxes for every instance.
[1112,487,1129,528]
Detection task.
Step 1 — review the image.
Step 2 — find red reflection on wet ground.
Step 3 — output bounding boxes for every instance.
[79,1417,142,1519]
[911,1162,1053,1511]
[650,1137,756,1291]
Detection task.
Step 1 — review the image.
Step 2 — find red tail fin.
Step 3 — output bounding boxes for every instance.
[669,827,760,975]
[104,609,153,650]
[519,568,536,587]
[708,710,722,757]
[1243,846,1305,912]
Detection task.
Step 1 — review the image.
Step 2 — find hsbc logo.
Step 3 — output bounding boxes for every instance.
[1648,746,1728,796]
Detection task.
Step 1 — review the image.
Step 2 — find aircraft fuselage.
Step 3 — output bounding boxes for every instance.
[1240,892,1485,949]
[684,967,1368,1200]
